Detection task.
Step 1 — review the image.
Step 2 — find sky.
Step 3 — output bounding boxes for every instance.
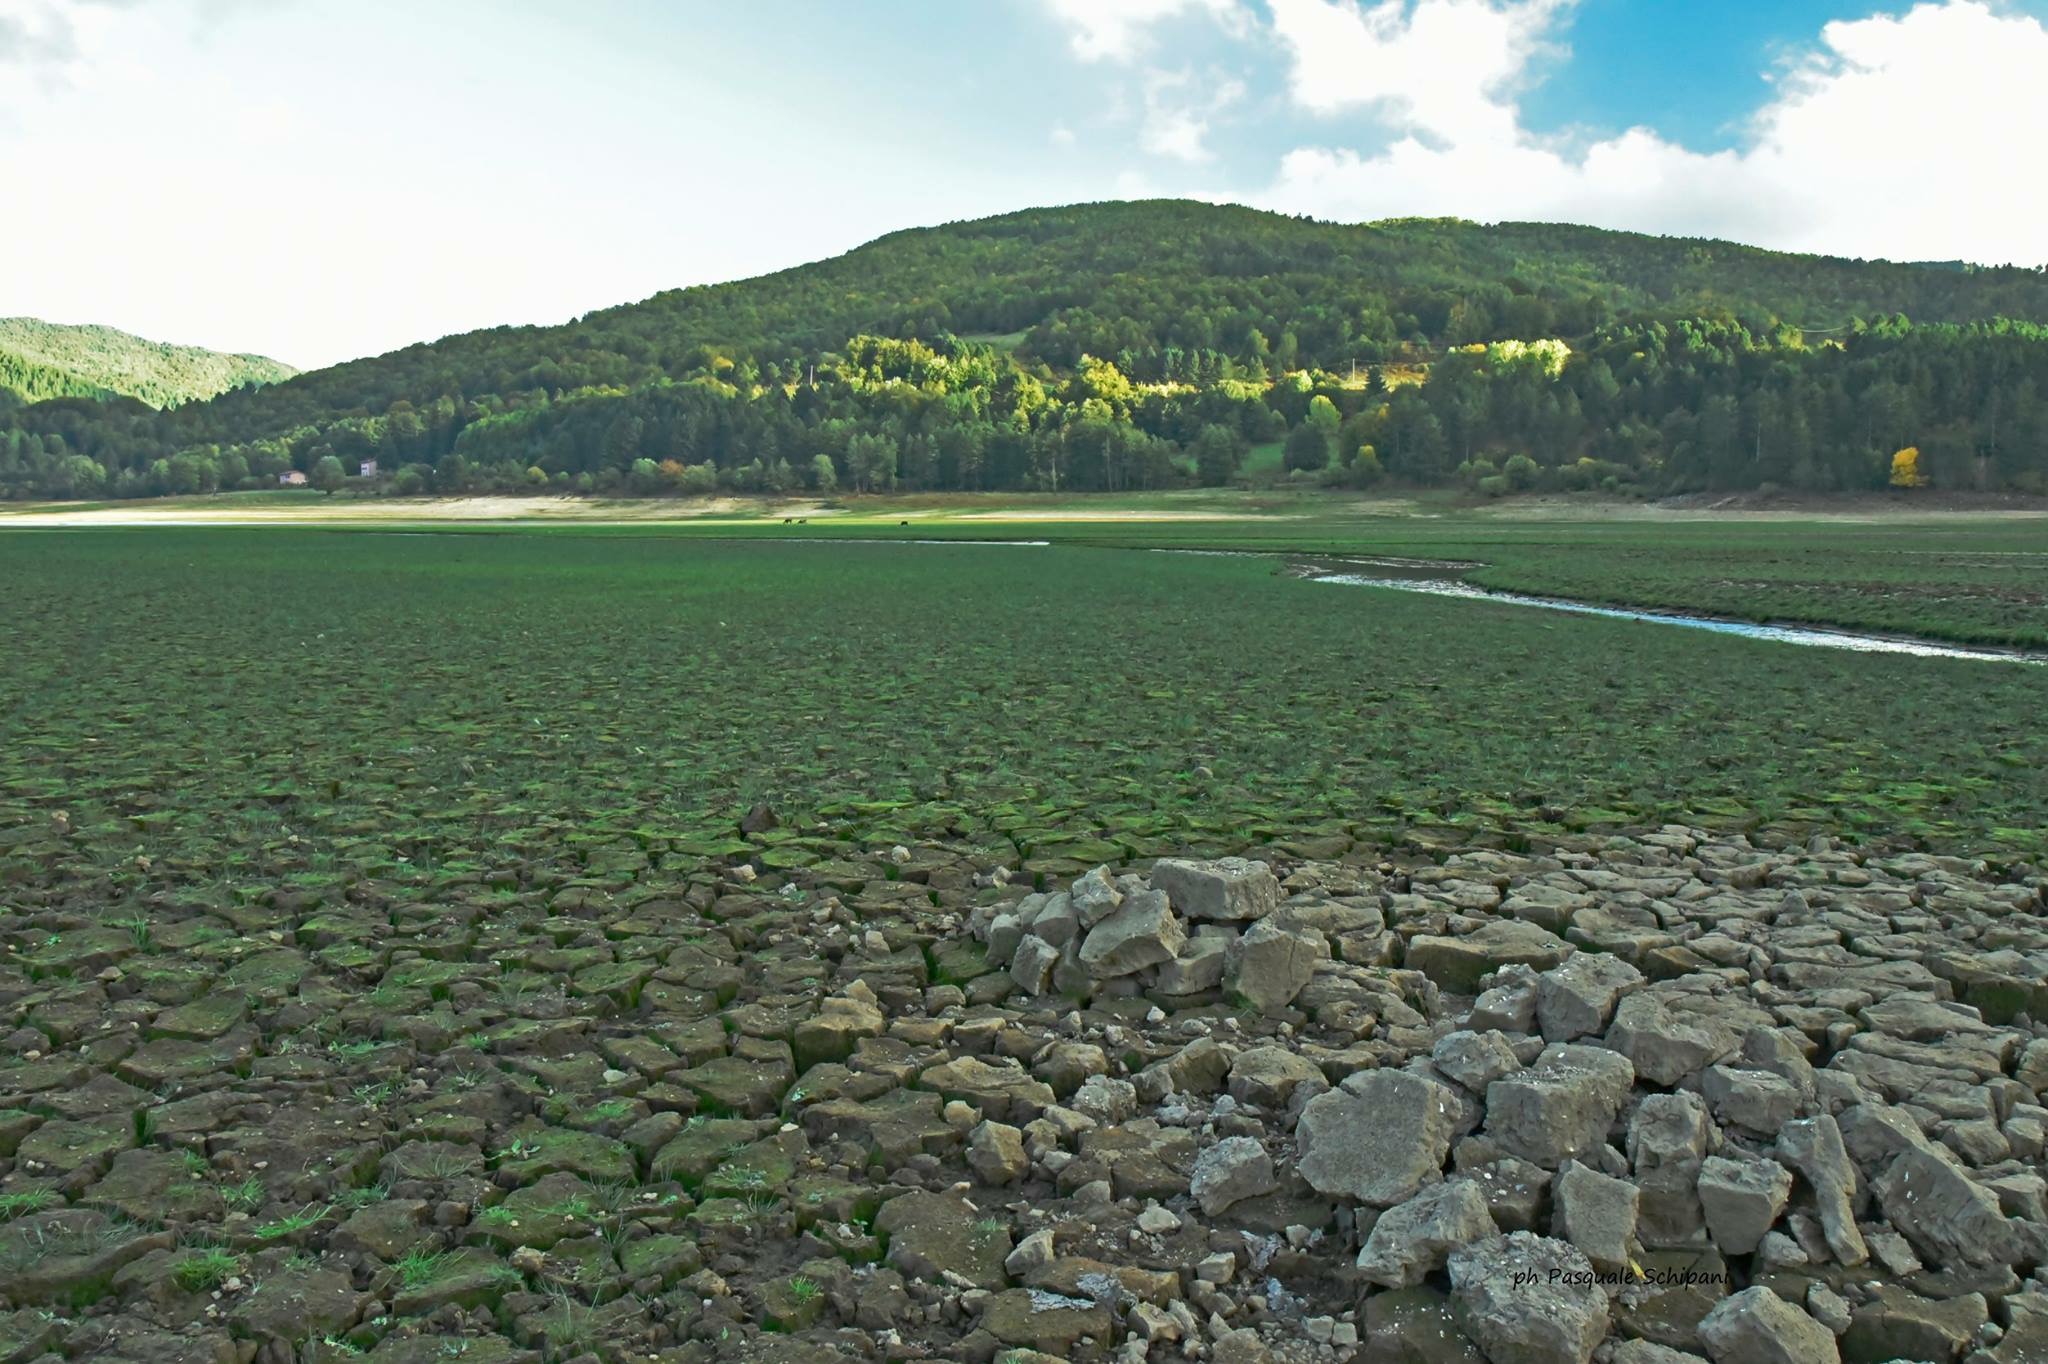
[3,0,2047,370]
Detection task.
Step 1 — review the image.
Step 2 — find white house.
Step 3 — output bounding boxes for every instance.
[278,469,308,487]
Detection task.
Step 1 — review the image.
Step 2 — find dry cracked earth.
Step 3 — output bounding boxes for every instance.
[3,823,2048,1364]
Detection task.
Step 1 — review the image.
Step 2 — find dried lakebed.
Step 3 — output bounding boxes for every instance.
[4,828,2048,1363]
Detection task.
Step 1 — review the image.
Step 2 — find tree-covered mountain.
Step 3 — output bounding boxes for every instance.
[0,318,296,409]
[5,200,2048,499]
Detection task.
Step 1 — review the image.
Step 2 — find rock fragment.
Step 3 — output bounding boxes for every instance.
[1190,1136,1277,1216]
[1485,1044,1634,1168]
[1774,1115,1868,1266]
[1696,1154,1791,1255]
[1149,856,1279,921]
[1535,953,1643,1041]
[1296,1069,1458,1207]
[1356,1179,1498,1288]
[1447,1232,1609,1364]
[1697,1286,1840,1364]
[1078,888,1185,978]
[1224,917,1324,1011]
[1551,1160,1639,1273]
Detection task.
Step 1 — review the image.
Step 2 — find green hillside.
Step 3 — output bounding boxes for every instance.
[0,317,295,409]
[5,200,2048,499]
[170,202,2048,428]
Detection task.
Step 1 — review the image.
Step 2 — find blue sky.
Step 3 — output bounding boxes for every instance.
[3,0,2046,367]
[1518,0,1883,145]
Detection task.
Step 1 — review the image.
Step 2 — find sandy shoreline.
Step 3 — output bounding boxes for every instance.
[3,490,2045,528]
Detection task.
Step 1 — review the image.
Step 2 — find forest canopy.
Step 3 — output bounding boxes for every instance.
[0,317,295,410]
[5,200,2048,500]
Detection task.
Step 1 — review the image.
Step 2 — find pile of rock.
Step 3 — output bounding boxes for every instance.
[7,822,2046,1364]
[967,857,1332,1013]
[952,836,2048,1364]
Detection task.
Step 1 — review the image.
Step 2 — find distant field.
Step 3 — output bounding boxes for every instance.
[3,528,2044,868]
[956,330,1027,350]
[1240,440,1286,480]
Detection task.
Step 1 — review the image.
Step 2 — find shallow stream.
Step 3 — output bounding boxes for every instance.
[1308,572,2045,664]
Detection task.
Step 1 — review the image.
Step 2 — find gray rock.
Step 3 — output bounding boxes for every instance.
[1190,1136,1276,1216]
[1837,1101,1938,1172]
[1840,1284,1987,1362]
[1701,1065,1804,1137]
[1629,1092,1714,1248]
[1536,953,1644,1041]
[1224,917,1324,1011]
[1009,935,1060,995]
[1873,1146,2018,1268]
[1551,1160,1639,1274]
[967,1120,1029,1185]
[1077,889,1185,979]
[1696,1154,1791,1255]
[1028,891,1079,947]
[1741,1027,1818,1102]
[1502,881,1590,933]
[1356,1179,1498,1288]
[986,907,1029,968]
[1485,1044,1635,1168]
[1805,1282,1852,1335]
[1447,1232,1609,1364]
[1986,1169,2048,1221]
[1431,1030,1523,1094]
[1462,1155,1549,1233]
[1469,963,1539,1033]
[1153,936,1227,995]
[1225,1046,1324,1109]
[1774,1115,1868,1266]
[1134,1037,1230,1101]
[1069,866,1124,927]
[1005,1227,1055,1277]
[1210,1328,1273,1364]
[1070,1075,1137,1125]
[1606,992,1743,1086]
[1149,857,1279,922]
[1410,919,1573,995]
[1296,1069,1458,1207]
[1864,1226,1922,1277]
[1611,1343,1711,1364]
[1696,1286,1839,1364]
[2018,1038,2048,1097]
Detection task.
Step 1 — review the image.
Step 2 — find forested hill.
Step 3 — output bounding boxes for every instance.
[7,200,2048,499]
[153,203,2048,427]
[0,318,295,409]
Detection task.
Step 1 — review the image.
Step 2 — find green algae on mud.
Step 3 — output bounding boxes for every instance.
[1,527,2044,867]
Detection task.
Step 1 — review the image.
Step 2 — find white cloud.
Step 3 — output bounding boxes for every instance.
[0,0,129,93]
[1044,0,1244,63]
[1140,68,1244,162]
[1248,0,2048,266]
[1267,0,1568,144]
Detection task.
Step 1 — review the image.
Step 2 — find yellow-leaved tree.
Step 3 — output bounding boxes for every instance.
[1890,447,1926,489]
